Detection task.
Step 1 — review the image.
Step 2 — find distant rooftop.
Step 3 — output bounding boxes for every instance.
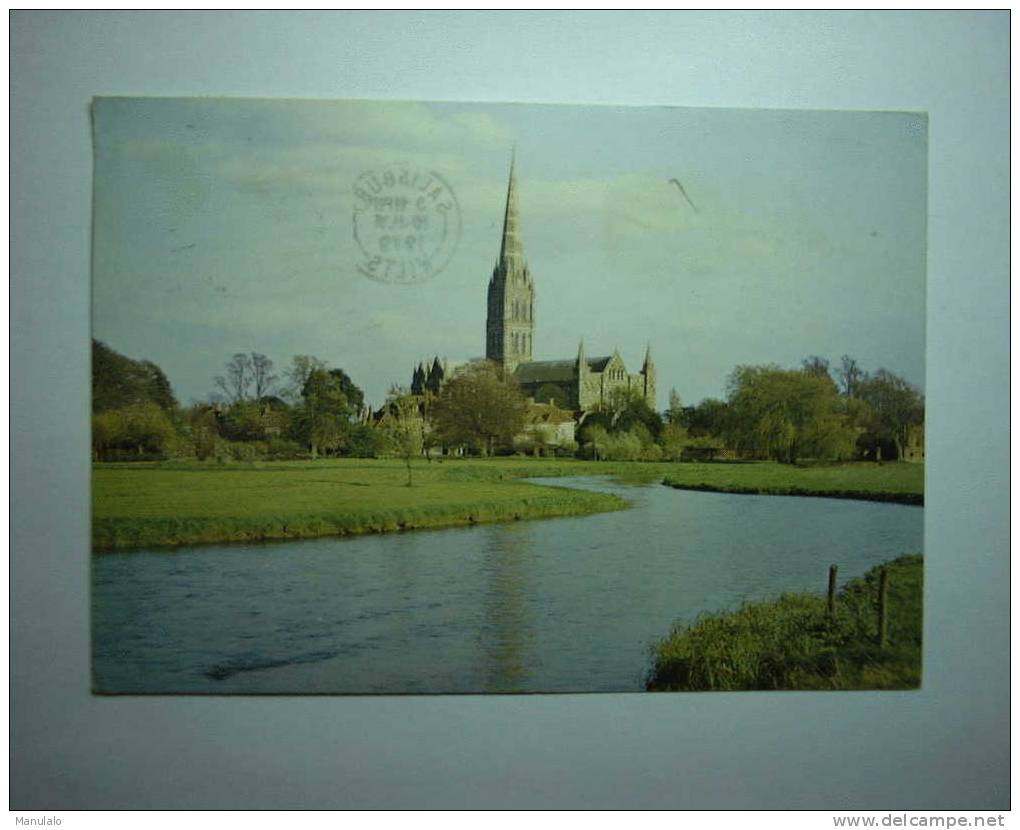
[513,356,612,384]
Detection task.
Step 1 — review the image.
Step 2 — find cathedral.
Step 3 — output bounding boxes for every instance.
[412,152,656,414]
[485,153,655,413]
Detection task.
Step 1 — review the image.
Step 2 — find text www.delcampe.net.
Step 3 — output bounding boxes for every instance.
[833,816,1006,828]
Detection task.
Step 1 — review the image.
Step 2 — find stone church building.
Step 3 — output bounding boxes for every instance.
[486,153,655,413]
[412,153,655,415]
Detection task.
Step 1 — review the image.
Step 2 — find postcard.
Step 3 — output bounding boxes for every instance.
[90,97,926,694]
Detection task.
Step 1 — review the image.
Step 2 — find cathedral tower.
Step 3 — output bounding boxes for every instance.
[486,150,535,374]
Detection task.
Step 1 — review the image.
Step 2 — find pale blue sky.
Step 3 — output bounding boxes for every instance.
[92,97,926,408]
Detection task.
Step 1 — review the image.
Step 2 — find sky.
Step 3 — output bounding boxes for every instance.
[91,97,927,409]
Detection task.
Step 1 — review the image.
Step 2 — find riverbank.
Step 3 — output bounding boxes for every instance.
[92,460,629,550]
[663,462,923,505]
[646,554,923,691]
[92,458,923,550]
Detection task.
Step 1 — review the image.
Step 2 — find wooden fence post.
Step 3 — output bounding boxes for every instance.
[878,567,890,647]
[827,564,838,618]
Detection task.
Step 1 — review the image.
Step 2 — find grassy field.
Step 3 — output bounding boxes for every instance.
[92,457,923,550]
[646,554,923,691]
[91,458,630,550]
[663,461,923,504]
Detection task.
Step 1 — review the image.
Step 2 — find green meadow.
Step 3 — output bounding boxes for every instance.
[647,554,923,691]
[92,458,923,550]
[663,461,923,504]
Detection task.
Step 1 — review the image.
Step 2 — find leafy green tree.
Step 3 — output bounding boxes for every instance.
[801,355,834,384]
[92,339,178,413]
[183,405,220,460]
[380,388,424,485]
[92,402,177,460]
[659,421,689,461]
[218,400,267,442]
[292,368,352,459]
[856,369,924,460]
[725,364,856,463]
[278,356,366,458]
[92,409,124,460]
[579,424,610,461]
[600,429,642,461]
[345,423,386,458]
[616,396,663,440]
[329,368,366,414]
[432,362,527,456]
[682,398,730,439]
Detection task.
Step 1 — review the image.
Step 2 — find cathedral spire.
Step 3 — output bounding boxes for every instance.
[642,343,653,372]
[498,146,524,270]
[486,148,534,372]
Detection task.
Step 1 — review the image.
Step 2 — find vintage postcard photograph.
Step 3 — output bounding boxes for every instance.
[90,97,926,694]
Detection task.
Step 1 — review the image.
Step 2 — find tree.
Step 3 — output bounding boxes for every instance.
[682,398,730,438]
[838,354,864,399]
[92,339,178,413]
[580,424,610,461]
[583,428,643,461]
[615,396,663,440]
[214,353,254,403]
[380,388,423,485]
[345,423,386,458]
[431,362,527,455]
[724,364,857,463]
[251,353,278,400]
[92,402,177,460]
[801,355,833,382]
[856,369,924,460]
[182,404,220,460]
[218,400,266,442]
[292,368,352,458]
[283,355,327,403]
[659,421,689,461]
[328,368,366,415]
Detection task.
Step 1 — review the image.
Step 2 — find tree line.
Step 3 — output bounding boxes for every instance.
[91,341,378,462]
[675,355,923,463]
[92,341,923,465]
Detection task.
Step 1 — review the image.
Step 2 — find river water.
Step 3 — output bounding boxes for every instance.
[92,477,923,694]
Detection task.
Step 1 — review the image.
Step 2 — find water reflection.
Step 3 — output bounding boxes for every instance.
[92,478,923,694]
[479,523,535,692]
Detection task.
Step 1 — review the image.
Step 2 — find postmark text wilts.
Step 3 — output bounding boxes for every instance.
[352,163,461,285]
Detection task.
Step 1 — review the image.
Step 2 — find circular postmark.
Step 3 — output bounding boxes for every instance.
[352,163,461,284]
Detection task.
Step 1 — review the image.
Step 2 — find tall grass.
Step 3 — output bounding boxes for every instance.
[646,554,923,691]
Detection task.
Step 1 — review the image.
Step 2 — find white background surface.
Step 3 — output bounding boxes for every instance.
[10,11,1009,809]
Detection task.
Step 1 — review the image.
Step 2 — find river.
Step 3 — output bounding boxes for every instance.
[92,477,923,694]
